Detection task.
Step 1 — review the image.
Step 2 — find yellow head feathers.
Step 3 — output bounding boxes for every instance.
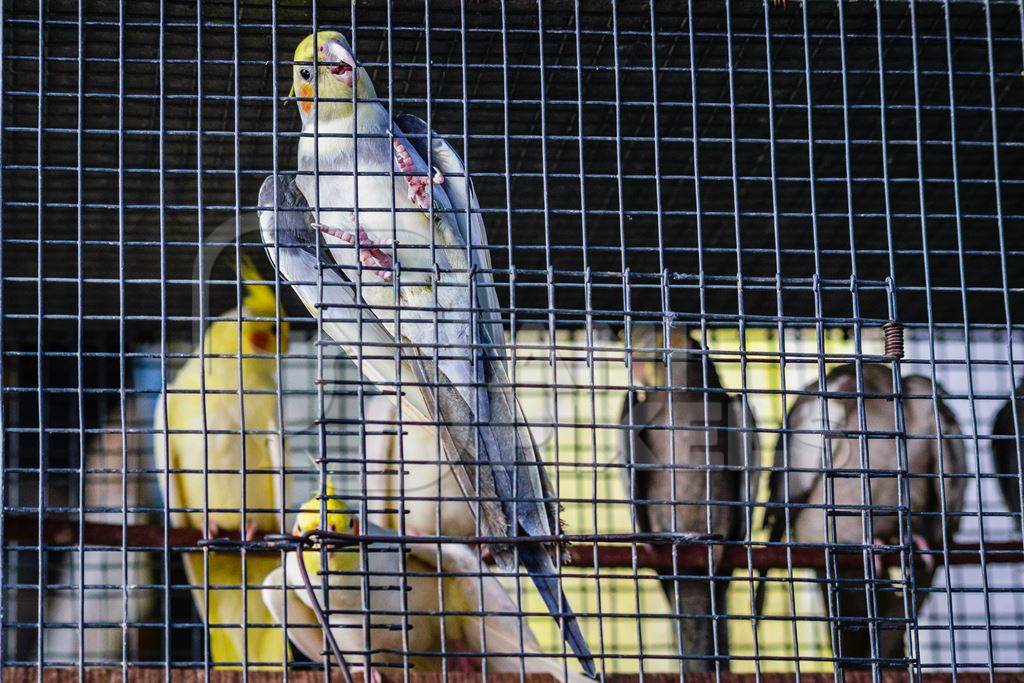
[292,31,347,70]
[239,253,280,318]
[289,30,375,119]
[201,254,289,359]
[293,481,356,536]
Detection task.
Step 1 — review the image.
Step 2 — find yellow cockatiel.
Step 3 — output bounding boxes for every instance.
[154,255,290,667]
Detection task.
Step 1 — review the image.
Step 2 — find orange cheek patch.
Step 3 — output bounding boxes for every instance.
[298,83,313,113]
[248,331,272,351]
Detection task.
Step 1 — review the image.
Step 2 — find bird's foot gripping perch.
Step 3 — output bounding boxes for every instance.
[870,534,936,576]
[393,138,444,210]
[314,222,394,281]
[354,666,383,683]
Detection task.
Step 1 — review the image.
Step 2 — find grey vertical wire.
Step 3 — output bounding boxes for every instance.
[0,0,7,667]
[116,0,130,674]
[455,2,507,677]
[396,3,416,677]
[341,5,378,675]
[835,3,887,673]
[34,0,45,673]
[989,0,1023,665]
[268,0,291,673]
[798,1,842,673]
[621,269,644,678]
[752,0,783,672]
[722,3,750,674]
[576,2,608,675]
[463,5,494,673]
[419,2,449,671]
[229,0,253,670]
[761,1,800,675]
[534,1,573,672]
[907,1,960,672]
[873,2,921,673]
[307,6,335,680]
[194,0,213,670]
[987,0,1024,553]
[941,0,997,675]
[497,1,529,669]
[685,4,714,675]
[157,0,173,675]
[380,3,417,677]
[653,1,686,673]
[607,5,646,674]
[74,0,86,675]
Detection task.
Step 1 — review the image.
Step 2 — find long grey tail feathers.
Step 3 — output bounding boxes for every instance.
[518,543,598,679]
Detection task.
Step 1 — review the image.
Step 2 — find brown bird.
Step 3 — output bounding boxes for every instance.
[759,363,965,667]
[991,383,1023,519]
[619,328,759,672]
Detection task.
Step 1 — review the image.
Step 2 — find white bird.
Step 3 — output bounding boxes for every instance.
[261,490,589,681]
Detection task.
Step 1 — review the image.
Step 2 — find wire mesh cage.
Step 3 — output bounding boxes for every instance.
[2,0,1023,680]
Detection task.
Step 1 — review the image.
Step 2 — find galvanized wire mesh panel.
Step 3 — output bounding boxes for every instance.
[2,0,1023,680]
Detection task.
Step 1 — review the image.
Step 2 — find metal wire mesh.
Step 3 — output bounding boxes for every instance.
[2,0,1023,680]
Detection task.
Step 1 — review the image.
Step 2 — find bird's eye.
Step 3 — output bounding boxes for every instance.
[299,68,311,81]
[269,323,278,337]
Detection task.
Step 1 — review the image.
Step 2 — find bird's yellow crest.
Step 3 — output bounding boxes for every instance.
[239,253,281,318]
[201,254,288,359]
[288,31,343,98]
[294,480,356,536]
[288,30,374,117]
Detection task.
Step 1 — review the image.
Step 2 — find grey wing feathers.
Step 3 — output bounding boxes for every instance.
[257,175,431,423]
[904,374,968,534]
[618,391,667,536]
[992,390,1023,515]
[390,118,561,556]
[764,385,828,544]
[393,113,505,355]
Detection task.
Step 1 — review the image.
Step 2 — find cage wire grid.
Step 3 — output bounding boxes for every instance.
[1,0,1024,680]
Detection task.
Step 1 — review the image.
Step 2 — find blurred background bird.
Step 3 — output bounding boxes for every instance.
[262,485,589,680]
[154,254,290,667]
[992,383,1023,521]
[620,326,758,671]
[264,35,598,671]
[758,363,965,666]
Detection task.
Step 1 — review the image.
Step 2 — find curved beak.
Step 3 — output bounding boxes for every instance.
[318,38,357,88]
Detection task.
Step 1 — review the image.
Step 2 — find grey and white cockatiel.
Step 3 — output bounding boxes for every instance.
[758,363,966,666]
[991,383,1024,519]
[619,328,759,671]
[258,30,595,677]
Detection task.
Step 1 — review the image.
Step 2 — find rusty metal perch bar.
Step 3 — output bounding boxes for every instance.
[4,515,1021,572]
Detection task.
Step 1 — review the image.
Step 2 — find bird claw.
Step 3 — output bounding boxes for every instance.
[204,520,221,540]
[911,533,935,574]
[871,537,889,577]
[443,640,482,673]
[393,139,444,210]
[871,535,935,576]
[313,223,394,281]
[243,520,259,542]
[355,666,383,683]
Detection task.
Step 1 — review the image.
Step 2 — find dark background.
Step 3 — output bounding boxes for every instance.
[2,0,1022,342]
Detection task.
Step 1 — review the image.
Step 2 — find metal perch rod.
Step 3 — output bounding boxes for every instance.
[4,514,1021,571]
